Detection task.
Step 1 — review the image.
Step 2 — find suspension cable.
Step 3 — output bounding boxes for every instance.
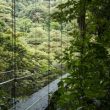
[34,0,39,91]
[0,70,14,74]
[0,69,45,86]
[48,0,51,106]
[60,0,63,80]
[0,78,14,86]
[60,22,63,79]
[12,0,16,109]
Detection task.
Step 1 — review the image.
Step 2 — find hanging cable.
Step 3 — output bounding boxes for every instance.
[47,0,51,107]
[34,0,39,92]
[0,70,14,74]
[60,23,63,79]
[0,78,14,86]
[0,69,44,86]
[60,0,63,80]
[12,0,16,109]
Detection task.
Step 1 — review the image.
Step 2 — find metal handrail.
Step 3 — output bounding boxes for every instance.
[0,73,34,86]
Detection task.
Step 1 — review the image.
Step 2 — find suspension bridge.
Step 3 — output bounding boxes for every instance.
[0,0,68,110]
[10,74,69,110]
[0,72,69,110]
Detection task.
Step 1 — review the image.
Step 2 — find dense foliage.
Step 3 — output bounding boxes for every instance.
[51,0,110,110]
[1,0,110,110]
[0,0,70,109]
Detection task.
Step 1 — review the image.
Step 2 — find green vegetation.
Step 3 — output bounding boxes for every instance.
[0,0,70,109]
[50,0,110,110]
[1,0,110,110]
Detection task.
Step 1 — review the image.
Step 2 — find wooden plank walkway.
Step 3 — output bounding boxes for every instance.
[12,74,69,110]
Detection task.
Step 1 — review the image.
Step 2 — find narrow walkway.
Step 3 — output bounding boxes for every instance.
[13,74,69,110]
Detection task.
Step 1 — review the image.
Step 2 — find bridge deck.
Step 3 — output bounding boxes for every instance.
[12,74,68,110]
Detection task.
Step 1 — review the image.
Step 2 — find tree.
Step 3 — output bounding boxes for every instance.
[17,18,32,32]
[52,0,110,109]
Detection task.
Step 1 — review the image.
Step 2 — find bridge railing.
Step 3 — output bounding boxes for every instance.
[0,67,62,110]
[0,70,35,110]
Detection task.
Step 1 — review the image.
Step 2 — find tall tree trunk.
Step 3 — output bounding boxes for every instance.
[77,0,86,101]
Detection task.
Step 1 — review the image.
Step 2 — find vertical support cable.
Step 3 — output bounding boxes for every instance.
[12,0,16,109]
[60,0,63,79]
[65,21,69,73]
[60,22,63,79]
[48,0,51,107]
[34,0,38,90]
[34,0,39,93]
